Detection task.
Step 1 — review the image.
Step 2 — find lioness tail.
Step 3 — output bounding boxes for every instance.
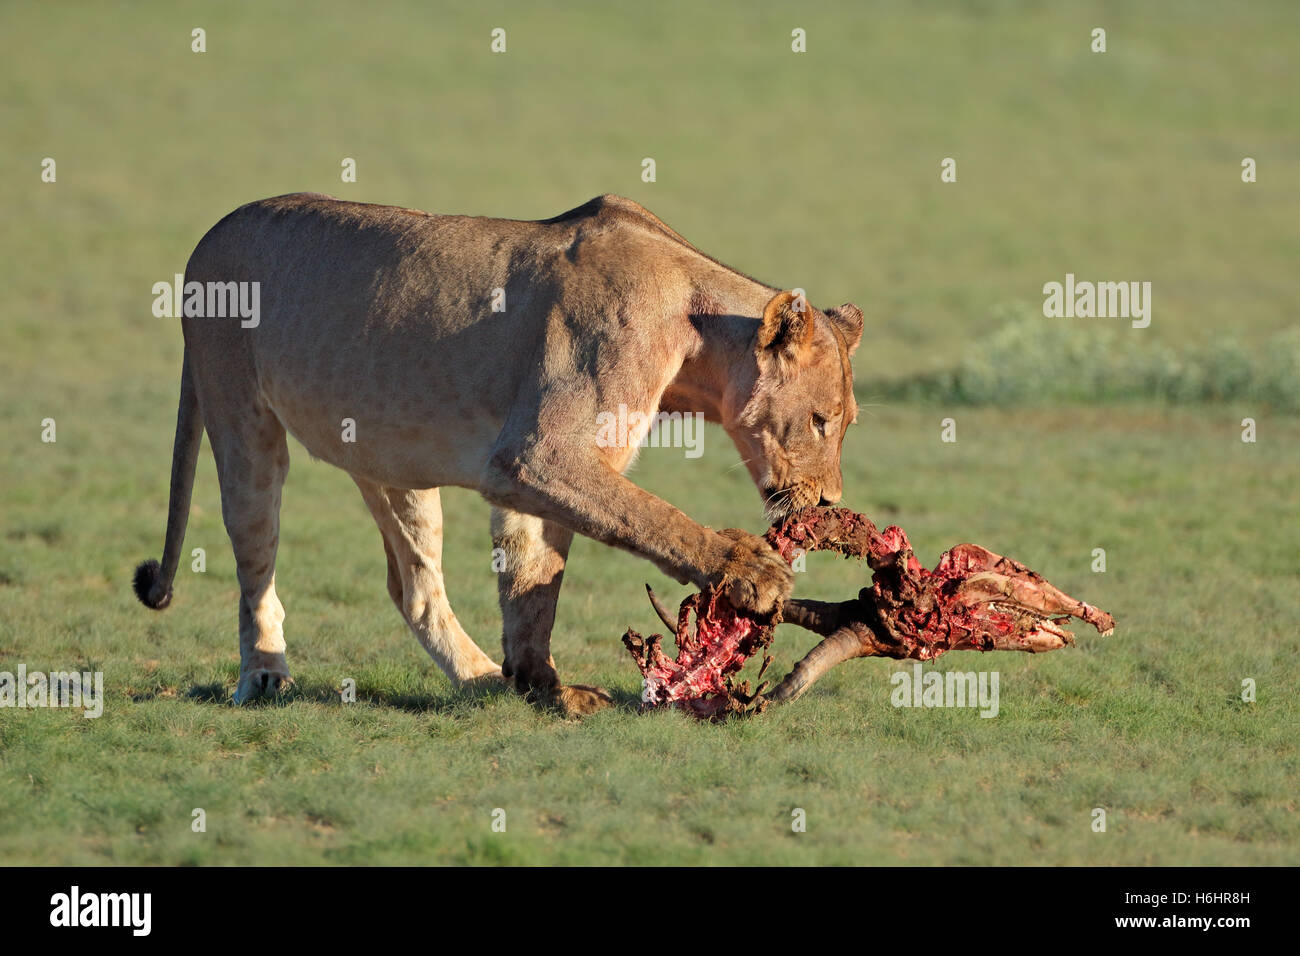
[133,350,202,610]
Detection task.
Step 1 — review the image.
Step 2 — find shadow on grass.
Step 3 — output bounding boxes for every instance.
[178,677,645,716]
[602,685,644,710]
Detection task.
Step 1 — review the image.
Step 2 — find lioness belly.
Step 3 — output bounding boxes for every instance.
[254,306,535,488]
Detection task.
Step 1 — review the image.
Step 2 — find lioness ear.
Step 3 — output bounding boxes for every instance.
[756,290,815,361]
[825,303,863,356]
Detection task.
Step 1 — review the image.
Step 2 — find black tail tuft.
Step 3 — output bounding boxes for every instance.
[132,559,173,610]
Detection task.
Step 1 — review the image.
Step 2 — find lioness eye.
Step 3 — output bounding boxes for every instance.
[812,413,828,437]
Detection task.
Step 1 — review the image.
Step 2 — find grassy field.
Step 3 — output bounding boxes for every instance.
[1,0,1297,864]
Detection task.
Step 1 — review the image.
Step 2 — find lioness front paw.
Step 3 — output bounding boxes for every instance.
[233,658,294,703]
[714,528,794,617]
[556,684,615,718]
[460,669,508,692]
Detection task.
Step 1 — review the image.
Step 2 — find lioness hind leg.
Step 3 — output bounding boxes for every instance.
[208,411,293,703]
[354,480,502,686]
[491,507,614,717]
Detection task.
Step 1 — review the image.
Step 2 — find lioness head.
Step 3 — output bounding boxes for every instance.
[727,290,863,520]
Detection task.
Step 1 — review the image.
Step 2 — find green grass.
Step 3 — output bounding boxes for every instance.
[2,406,1296,865]
[1,0,1297,864]
[878,305,1300,411]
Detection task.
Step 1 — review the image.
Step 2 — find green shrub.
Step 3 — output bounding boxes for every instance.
[874,306,1300,412]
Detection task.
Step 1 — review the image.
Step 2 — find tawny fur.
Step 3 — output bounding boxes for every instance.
[134,193,864,715]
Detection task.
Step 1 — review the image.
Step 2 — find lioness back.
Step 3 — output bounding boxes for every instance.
[180,193,746,488]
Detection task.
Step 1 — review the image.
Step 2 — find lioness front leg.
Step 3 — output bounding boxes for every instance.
[491,507,613,716]
[483,446,793,625]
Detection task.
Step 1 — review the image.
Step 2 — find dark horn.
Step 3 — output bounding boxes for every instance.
[767,628,865,704]
[781,597,853,636]
[644,583,678,631]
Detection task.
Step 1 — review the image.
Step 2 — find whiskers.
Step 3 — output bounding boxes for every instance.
[763,486,797,523]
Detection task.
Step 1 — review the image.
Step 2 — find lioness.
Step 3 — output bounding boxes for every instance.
[133,193,862,715]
